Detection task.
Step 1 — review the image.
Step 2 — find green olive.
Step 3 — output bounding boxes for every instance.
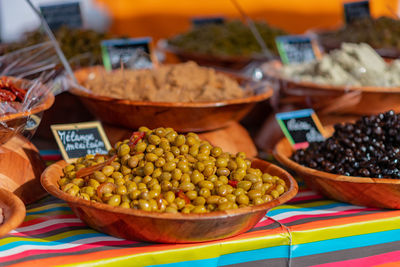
[193,196,206,206]
[271,190,279,199]
[120,202,130,208]
[107,195,121,206]
[216,157,228,168]
[237,194,249,205]
[180,144,189,154]
[128,157,139,168]
[118,144,130,157]
[148,134,161,145]
[248,190,262,200]
[146,144,156,153]
[253,197,264,205]
[126,181,138,193]
[262,194,273,203]
[135,142,147,153]
[164,191,175,203]
[138,199,151,211]
[145,153,158,162]
[191,170,204,184]
[102,166,114,177]
[211,147,222,157]
[88,179,100,189]
[192,205,207,213]
[174,197,186,209]
[172,168,182,180]
[116,185,127,195]
[206,195,220,204]
[179,182,195,192]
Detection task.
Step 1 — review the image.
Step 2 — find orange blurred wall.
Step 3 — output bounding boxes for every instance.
[96,0,398,40]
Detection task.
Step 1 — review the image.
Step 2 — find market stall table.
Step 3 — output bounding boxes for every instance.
[1,152,400,267]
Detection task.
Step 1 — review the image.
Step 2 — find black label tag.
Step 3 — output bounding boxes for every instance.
[40,2,83,31]
[344,0,370,24]
[276,35,318,64]
[51,121,111,162]
[276,109,326,149]
[101,38,152,70]
[191,16,225,27]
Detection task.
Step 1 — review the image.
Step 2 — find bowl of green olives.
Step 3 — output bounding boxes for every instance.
[41,127,298,243]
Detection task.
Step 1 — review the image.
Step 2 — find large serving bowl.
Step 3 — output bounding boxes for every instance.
[273,132,400,209]
[0,187,26,237]
[162,41,271,69]
[263,61,400,116]
[71,66,273,133]
[41,158,298,243]
[0,77,54,145]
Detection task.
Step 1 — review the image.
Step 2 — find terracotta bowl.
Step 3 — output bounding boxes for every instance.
[0,78,54,145]
[273,134,400,209]
[0,187,26,237]
[263,60,400,116]
[161,41,271,69]
[41,158,298,243]
[70,66,273,133]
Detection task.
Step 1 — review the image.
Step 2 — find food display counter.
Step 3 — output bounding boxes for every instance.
[2,1,400,266]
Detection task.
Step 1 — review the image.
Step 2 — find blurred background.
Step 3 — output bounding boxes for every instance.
[2,0,398,42]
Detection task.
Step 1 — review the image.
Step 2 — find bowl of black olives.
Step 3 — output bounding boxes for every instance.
[274,110,400,209]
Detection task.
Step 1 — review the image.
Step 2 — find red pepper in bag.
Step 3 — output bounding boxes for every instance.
[0,77,26,102]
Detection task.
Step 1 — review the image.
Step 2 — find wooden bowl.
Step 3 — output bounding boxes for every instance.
[263,60,400,116]
[70,66,273,132]
[0,134,47,204]
[161,41,271,69]
[41,158,298,243]
[0,187,26,237]
[0,78,54,145]
[273,133,400,209]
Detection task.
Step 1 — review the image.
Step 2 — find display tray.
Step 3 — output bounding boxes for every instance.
[71,66,273,133]
[41,158,298,243]
[273,128,400,209]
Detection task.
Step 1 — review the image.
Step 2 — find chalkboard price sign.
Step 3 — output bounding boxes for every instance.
[276,109,326,149]
[40,2,83,31]
[275,35,319,64]
[344,0,370,24]
[101,38,153,71]
[191,16,225,27]
[51,121,111,162]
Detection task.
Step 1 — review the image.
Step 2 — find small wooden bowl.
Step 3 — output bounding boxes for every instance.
[273,135,400,209]
[71,66,273,132]
[162,42,271,69]
[0,188,26,237]
[0,78,54,145]
[41,159,298,243]
[263,60,400,116]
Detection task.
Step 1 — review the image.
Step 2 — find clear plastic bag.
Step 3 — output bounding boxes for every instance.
[0,41,72,145]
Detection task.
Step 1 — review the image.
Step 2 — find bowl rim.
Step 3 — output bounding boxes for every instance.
[0,77,55,122]
[70,66,273,108]
[264,60,400,93]
[0,187,26,237]
[273,136,400,185]
[41,158,298,220]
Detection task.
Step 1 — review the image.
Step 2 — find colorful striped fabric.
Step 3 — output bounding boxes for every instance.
[2,188,400,266]
[1,153,400,266]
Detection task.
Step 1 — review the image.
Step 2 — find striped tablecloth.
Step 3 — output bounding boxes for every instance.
[1,151,400,267]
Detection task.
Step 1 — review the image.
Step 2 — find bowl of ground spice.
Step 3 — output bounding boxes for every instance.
[71,62,273,132]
